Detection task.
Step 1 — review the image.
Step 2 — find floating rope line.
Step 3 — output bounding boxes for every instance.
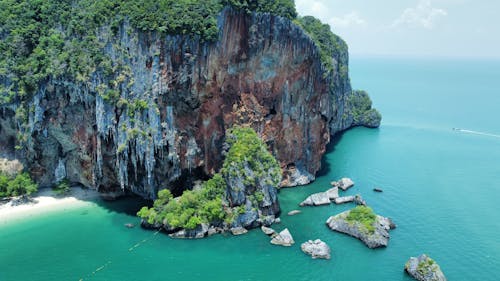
[79,229,161,280]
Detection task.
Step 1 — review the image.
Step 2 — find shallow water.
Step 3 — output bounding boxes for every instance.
[1,58,499,280]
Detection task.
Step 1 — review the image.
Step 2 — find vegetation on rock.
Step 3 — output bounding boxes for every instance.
[0,0,297,106]
[52,178,71,195]
[222,126,281,188]
[347,90,382,127]
[346,205,376,234]
[295,16,348,75]
[137,126,281,230]
[0,172,38,198]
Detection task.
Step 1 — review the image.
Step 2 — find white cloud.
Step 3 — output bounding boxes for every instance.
[329,12,366,28]
[392,0,447,29]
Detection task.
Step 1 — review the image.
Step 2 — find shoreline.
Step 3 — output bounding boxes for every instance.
[0,187,101,226]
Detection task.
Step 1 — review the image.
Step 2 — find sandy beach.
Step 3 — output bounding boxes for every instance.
[0,187,101,225]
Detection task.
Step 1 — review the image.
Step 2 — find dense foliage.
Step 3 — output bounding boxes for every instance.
[0,0,297,105]
[0,172,38,198]
[221,0,297,20]
[222,126,281,187]
[137,174,228,229]
[295,16,348,75]
[346,206,377,234]
[137,126,280,230]
[52,178,71,195]
[347,90,382,124]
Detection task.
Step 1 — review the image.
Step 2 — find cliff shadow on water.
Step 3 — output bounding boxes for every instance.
[316,133,344,178]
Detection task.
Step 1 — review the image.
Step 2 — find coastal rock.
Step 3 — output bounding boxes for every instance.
[230,227,248,236]
[261,226,277,237]
[354,194,367,206]
[299,192,331,206]
[288,210,302,216]
[331,178,355,191]
[169,224,210,239]
[333,196,355,205]
[270,228,295,246]
[301,239,331,259]
[326,187,339,200]
[405,254,447,281]
[0,8,380,200]
[325,210,395,248]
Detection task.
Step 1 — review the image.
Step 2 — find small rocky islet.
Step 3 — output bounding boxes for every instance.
[326,206,396,249]
[405,254,447,281]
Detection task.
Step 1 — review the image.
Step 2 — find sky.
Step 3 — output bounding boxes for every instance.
[295,0,500,58]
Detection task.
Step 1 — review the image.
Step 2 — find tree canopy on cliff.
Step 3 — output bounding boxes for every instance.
[295,16,348,75]
[0,0,298,105]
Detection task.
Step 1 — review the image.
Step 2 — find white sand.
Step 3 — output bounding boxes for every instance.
[0,187,101,225]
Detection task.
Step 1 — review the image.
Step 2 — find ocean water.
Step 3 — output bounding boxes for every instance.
[1,58,500,281]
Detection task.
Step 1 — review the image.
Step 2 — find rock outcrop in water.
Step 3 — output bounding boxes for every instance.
[405,254,447,281]
[0,9,380,200]
[326,207,396,248]
[301,239,331,259]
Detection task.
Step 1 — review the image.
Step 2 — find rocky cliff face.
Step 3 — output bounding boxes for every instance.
[0,9,379,199]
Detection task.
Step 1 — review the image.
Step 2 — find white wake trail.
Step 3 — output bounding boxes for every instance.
[453,128,500,139]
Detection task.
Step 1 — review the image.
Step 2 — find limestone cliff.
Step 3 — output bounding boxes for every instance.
[0,9,380,199]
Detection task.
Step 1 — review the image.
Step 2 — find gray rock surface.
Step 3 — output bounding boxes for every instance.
[230,226,248,236]
[270,228,295,246]
[299,192,331,206]
[169,223,210,239]
[331,178,355,191]
[354,194,367,206]
[301,239,331,259]
[333,196,355,204]
[326,210,395,248]
[261,226,277,237]
[326,186,339,200]
[405,254,447,281]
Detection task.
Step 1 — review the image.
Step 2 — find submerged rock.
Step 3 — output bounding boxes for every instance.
[299,192,331,206]
[301,239,331,259]
[331,178,355,191]
[405,254,447,281]
[288,210,302,216]
[325,209,395,248]
[270,228,295,246]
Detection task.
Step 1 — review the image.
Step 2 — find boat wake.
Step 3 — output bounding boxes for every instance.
[452,128,500,139]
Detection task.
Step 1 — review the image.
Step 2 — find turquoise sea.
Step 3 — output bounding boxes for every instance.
[1,58,500,280]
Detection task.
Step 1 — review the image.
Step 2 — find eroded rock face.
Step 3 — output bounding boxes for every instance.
[326,210,396,249]
[405,254,447,281]
[0,10,379,199]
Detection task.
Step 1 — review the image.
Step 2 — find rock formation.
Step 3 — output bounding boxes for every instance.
[299,191,331,206]
[405,254,447,281]
[331,178,355,191]
[326,208,396,248]
[270,228,295,246]
[0,8,380,200]
[301,239,331,259]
